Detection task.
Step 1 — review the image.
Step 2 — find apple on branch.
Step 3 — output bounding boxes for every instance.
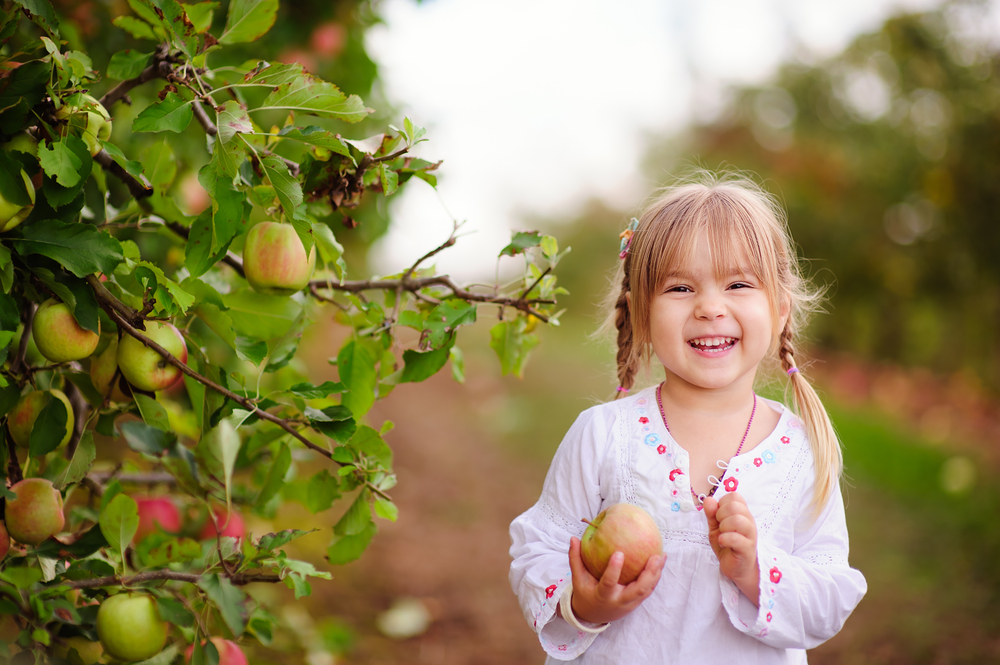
[96,593,169,662]
[117,321,188,392]
[580,503,663,585]
[184,638,248,665]
[0,167,35,232]
[54,93,112,157]
[89,336,130,403]
[133,496,182,543]
[4,478,65,546]
[242,221,316,295]
[199,505,245,542]
[32,298,100,363]
[7,389,73,449]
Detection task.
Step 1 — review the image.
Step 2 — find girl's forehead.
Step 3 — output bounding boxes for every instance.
[660,230,758,281]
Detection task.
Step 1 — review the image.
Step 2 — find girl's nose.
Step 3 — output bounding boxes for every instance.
[694,291,726,319]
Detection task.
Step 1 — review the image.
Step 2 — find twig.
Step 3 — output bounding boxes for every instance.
[164,222,245,277]
[99,46,173,110]
[94,149,153,200]
[64,570,282,589]
[87,472,176,485]
[9,300,35,378]
[519,266,551,301]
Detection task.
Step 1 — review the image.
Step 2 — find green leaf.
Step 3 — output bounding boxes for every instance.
[99,494,139,559]
[0,567,43,589]
[285,381,345,400]
[347,426,392,467]
[132,92,194,133]
[222,288,302,340]
[134,262,196,315]
[308,405,356,445]
[113,15,157,40]
[184,1,218,33]
[327,521,376,565]
[54,431,95,489]
[12,0,59,36]
[258,73,369,123]
[255,442,290,507]
[197,573,246,636]
[400,343,451,384]
[118,420,177,455]
[139,537,202,568]
[379,163,398,196]
[38,135,90,188]
[216,100,252,143]
[142,139,177,191]
[197,418,241,508]
[374,497,398,522]
[0,245,13,294]
[499,230,543,257]
[260,155,301,221]
[0,151,33,208]
[0,383,20,420]
[219,0,278,44]
[337,339,378,418]
[28,394,68,458]
[489,321,541,378]
[107,49,152,80]
[540,235,558,259]
[134,394,171,430]
[14,218,123,278]
[333,490,371,536]
[199,163,250,255]
[211,130,246,178]
[156,598,194,628]
[422,299,477,348]
[0,60,49,135]
[275,126,351,159]
[255,529,314,552]
[449,346,465,383]
[306,470,340,514]
[186,208,233,278]
[311,222,346,277]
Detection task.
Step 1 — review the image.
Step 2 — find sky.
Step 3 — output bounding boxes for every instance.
[365,0,947,277]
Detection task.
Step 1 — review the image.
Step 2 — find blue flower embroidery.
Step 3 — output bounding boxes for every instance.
[763,449,776,464]
[671,502,681,512]
[644,433,661,447]
[637,407,647,415]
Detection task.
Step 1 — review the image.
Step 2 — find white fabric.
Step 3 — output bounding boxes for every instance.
[509,386,867,664]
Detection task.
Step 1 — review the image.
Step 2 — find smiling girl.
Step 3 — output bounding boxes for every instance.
[509,174,867,663]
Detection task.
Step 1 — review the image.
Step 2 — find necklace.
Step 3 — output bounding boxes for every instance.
[655,383,757,504]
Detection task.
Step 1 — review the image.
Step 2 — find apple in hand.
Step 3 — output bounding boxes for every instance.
[117,322,188,392]
[32,298,101,363]
[4,478,65,545]
[96,593,168,662]
[184,638,248,665]
[55,93,112,157]
[242,221,316,295]
[0,167,35,232]
[580,503,662,585]
[199,506,245,541]
[7,389,74,449]
[133,496,182,543]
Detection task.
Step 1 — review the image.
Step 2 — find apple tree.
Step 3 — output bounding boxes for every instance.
[0,0,567,662]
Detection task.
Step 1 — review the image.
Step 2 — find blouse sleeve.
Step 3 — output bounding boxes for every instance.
[509,405,614,660]
[720,478,868,649]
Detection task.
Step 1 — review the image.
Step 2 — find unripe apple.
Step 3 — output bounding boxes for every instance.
[184,638,248,665]
[0,167,35,232]
[97,593,168,662]
[242,221,316,295]
[117,322,187,392]
[4,478,65,545]
[53,636,104,665]
[198,506,245,542]
[133,496,182,543]
[580,503,662,585]
[7,389,74,449]
[55,93,112,157]
[0,521,9,560]
[90,336,130,403]
[2,132,38,157]
[32,298,100,363]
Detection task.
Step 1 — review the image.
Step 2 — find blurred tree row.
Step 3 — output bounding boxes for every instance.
[646,3,1000,389]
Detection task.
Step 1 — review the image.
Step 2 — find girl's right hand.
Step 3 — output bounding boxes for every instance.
[566,536,665,625]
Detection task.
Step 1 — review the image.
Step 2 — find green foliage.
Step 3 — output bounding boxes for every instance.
[0,0,566,661]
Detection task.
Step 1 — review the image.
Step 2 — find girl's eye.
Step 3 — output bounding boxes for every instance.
[665,285,691,293]
[728,282,752,290]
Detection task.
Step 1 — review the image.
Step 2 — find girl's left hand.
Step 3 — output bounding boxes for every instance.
[703,492,760,606]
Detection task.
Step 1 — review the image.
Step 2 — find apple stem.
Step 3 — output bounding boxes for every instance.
[581,518,595,527]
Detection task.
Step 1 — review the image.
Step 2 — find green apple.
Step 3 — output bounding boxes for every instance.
[53,636,104,665]
[184,638,247,665]
[2,132,38,157]
[55,93,112,157]
[32,298,101,363]
[96,593,168,662]
[90,336,130,403]
[4,478,65,545]
[7,389,74,449]
[580,503,662,585]
[117,321,188,392]
[242,221,316,295]
[0,167,35,232]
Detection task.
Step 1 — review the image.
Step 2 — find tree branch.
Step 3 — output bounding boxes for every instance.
[64,570,282,589]
[99,46,173,110]
[165,221,245,277]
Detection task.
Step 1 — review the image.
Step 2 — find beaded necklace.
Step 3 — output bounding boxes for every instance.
[655,383,757,504]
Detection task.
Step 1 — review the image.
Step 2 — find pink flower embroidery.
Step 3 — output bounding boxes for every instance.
[639,416,649,424]
[754,458,763,467]
[545,584,556,598]
[723,477,738,492]
[669,468,684,481]
[766,612,772,622]
[780,436,790,444]
[770,567,782,584]
[657,444,667,455]
[558,645,567,652]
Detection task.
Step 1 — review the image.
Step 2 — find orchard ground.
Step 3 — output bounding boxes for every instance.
[240,320,1000,664]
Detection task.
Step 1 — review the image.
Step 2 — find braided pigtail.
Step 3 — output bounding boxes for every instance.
[779,323,842,515]
[614,273,639,399]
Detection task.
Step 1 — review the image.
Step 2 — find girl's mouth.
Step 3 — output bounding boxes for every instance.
[688,336,737,353]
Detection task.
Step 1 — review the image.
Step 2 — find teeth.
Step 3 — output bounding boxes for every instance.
[689,337,736,351]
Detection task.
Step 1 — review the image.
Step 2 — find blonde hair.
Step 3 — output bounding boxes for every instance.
[606,172,841,512]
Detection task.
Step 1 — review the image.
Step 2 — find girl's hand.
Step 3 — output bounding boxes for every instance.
[565,536,665,625]
[704,492,760,606]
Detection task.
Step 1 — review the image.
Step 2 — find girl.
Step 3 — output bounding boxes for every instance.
[509,175,867,664]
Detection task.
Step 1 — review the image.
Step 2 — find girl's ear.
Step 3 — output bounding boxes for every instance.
[778,292,791,329]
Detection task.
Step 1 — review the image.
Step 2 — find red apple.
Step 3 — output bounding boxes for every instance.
[242,221,316,295]
[117,322,188,392]
[32,298,100,362]
[133,496,182,543]
[96,593,168,662]
[0,520,9,560]
[580,503,662,585]
[7,389,74,449]
[198,506,245,542]
[0,167,35,232]
[89,336,130,403]
[184,638,247,665]
[4,478,65,545]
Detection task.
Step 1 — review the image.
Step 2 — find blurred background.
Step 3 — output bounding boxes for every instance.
[53,0,1000,662]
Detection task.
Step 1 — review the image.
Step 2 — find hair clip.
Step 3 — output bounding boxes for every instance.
[786,367,800,376]
[616,386,630,393]
[619,218,639,259]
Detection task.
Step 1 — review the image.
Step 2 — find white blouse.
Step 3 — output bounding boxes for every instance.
[509,386,867,664]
